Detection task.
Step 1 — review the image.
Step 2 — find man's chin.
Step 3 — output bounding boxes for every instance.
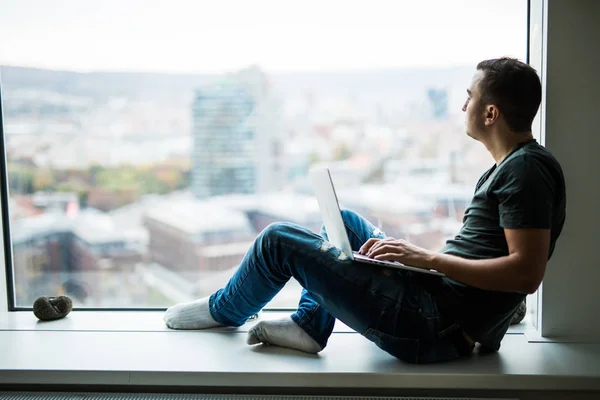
[465,131,479,141]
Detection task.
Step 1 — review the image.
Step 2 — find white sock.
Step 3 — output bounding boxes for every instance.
[163,297,222,330]
[247,317,323,354]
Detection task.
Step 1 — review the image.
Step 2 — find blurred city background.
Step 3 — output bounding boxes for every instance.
[0,0,527,308]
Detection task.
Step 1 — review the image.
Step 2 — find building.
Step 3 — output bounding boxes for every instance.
[241,193,322,234]
[10,212,73,305]
[143,199,255,274]
[70,209,143,273]
[190,66,284,199]
[10,208,144,306]
[31,191,78,212]
[140,192,320,300]
[427,87,449,120]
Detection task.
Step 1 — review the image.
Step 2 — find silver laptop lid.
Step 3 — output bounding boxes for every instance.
[308,167,354,259]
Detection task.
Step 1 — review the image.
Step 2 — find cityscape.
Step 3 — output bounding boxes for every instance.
[1,64,494,308]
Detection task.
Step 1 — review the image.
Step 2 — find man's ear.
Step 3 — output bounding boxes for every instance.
[484,105,500,125]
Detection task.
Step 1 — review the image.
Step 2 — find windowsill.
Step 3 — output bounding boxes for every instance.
[1,311,599,391]
[0,309,529,334]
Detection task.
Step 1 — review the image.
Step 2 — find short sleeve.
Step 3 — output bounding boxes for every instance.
[491,156,554,229]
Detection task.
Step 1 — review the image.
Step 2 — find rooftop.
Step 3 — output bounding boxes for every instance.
[144,199,253,237]
[71,208,129,245]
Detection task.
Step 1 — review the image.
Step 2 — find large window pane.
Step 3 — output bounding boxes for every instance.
[0,0,527,308]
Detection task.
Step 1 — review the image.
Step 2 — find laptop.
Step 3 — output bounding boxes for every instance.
[309,167,445,277]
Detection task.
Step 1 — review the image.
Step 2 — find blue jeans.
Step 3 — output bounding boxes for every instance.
[209,209,472,364]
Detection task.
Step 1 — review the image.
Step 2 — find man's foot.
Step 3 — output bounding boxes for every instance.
[163,297,222,330]
[247,317,323,354]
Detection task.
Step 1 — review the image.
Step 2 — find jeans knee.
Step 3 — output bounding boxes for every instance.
[340,208,359,224]
[262,221,290,238]
[260,221,318,254]
[260,221,298,248]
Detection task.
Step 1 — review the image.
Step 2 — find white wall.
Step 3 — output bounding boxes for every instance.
[540,0,600,340]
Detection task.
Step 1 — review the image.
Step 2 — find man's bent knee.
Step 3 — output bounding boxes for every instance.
[262,221,299,238]
[260,221,310,249]
[340,208,360,223]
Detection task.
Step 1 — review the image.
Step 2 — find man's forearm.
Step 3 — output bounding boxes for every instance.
[429,252,536,294]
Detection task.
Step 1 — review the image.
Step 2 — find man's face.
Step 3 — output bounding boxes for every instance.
[462,70,486,140]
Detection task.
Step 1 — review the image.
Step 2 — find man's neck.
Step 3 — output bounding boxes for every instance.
[483,130,535,165]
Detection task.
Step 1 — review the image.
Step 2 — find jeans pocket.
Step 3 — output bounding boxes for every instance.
[362,328,420,364]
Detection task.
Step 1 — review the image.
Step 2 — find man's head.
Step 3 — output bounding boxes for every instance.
[463,57,542,140]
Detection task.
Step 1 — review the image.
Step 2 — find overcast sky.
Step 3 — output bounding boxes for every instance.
[0,0,527,73]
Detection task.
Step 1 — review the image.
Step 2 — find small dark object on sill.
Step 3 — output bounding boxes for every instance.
[33,296,73,321]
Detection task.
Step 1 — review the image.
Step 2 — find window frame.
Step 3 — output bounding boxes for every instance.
[0,1,540,322]
[0,73,11,313]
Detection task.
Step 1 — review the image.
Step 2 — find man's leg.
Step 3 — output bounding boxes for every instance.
[250,209,386,350]
[164,212,403,351]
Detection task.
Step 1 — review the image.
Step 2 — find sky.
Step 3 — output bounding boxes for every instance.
[0,0,527,73]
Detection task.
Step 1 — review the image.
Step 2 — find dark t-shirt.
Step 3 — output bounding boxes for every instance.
[439,139,566,351]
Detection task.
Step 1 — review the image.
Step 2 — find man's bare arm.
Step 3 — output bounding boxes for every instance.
[361,228,551,294]
[429,229,550,294]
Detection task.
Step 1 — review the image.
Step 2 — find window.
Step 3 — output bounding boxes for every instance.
[1,0,528,310]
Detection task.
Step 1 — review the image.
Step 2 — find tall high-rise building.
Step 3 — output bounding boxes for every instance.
[427,88,449,120]
[191,66,284,199]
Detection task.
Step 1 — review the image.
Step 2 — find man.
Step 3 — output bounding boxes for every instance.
[163,58,566,364]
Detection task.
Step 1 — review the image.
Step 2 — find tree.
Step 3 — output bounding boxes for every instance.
[333,143,352,161]
[32,169,54,192]
[8,164,35,194]
[55,180,90,208]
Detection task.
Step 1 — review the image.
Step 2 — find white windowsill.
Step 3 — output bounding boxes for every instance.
[0,309,528,334]
[1,311,599,391]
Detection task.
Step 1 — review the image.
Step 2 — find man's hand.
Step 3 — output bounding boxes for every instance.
[358,237,435,268]
[358,229,551,294]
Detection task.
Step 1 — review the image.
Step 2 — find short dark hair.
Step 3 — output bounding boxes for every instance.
[476,57,542,133]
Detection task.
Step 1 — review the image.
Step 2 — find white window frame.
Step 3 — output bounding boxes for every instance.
[528,0,600,342]
[3,0,599,346]
[527,0,547,335]
[0,72,8,315]
[0,0,541,324]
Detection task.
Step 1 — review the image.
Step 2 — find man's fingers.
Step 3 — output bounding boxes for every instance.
[358,238,380,254]
[367,239,396,256]
[359,237,400,255]
[368,243,401,258]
